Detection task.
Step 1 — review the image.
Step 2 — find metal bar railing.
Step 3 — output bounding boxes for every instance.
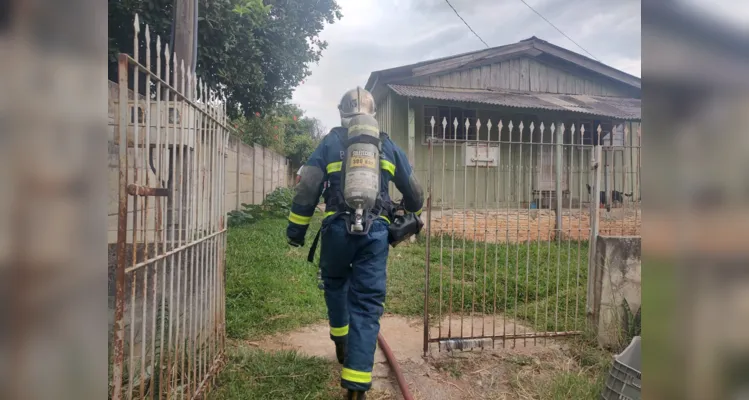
[423,116,641,353]
[110,14,227,400]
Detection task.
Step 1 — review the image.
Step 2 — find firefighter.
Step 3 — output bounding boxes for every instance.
[286,87,424,399]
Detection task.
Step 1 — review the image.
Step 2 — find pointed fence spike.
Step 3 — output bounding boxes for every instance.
[430,116,435,127]
[134,14,140,31]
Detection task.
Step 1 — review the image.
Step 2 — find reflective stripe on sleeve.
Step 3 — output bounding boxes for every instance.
[330,325,349,337]
[380,160,395,176]
[288,212,312,226]
[327,162,342,173]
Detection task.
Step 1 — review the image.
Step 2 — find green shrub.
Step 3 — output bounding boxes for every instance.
[227,187,301,227]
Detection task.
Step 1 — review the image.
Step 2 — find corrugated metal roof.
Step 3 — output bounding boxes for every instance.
[388,84,641,120]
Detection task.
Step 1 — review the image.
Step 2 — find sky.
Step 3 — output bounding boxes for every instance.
[291,0,642,132]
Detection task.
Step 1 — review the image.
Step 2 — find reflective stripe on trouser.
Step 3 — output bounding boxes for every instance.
[319,217,389,391]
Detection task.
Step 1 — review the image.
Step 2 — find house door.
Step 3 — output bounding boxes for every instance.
[536,146,569,192]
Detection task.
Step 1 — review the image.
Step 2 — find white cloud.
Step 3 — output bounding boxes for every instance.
[292,0,642,130]
[609,56,642,78]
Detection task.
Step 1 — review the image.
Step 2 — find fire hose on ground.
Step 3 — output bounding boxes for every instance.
[377,332,414,400]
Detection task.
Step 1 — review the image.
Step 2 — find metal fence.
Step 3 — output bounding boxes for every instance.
[110,15,227,399]
[422,116,641,353]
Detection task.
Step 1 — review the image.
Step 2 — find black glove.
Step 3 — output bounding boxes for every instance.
[287,224,306,247]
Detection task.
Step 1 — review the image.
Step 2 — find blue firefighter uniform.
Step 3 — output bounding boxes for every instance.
[286,127,424,392]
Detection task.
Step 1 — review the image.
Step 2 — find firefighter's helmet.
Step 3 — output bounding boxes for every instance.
[338,87,376,128]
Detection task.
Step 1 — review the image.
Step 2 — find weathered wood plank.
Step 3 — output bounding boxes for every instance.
[568,76,576,93]
[519,58,530,91]
[500,61,510,89]
[594,81,604,96]
[471,67,481,89]
[575,77,584,94]
[509,59,521,90]
[557,72,568,94]
[529,60,540,92]
[460,70,471,87]
[539,63,549,92]
[480,65,491,88]
[439,74,448,87]
[490,63,500,87]
[448,72,460,88]
[547,67,559,93]
[430,75,440,87]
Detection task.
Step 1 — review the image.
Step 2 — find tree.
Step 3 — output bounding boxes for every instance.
[230,102,322,166]
[108,0,341,118]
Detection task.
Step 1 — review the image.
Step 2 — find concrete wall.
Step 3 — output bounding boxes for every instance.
[591,235,641,348]
[223,136,291,214]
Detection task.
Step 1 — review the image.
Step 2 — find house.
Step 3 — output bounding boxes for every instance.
[365,36,641,209]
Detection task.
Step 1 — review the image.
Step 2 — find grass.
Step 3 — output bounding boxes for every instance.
[221,216,341,399]
[387,234,589,333]
[219,216,608,399]
[534,334,613,399]
[225,216,327,339]
[212,346,339,400]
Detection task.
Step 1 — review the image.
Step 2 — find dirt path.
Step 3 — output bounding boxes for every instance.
[253,315,572,400]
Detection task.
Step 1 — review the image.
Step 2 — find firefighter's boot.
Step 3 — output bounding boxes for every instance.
[347,390,367,400]
[335,341,347,365]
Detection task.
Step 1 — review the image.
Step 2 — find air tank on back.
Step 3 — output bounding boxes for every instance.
[343,114,381,232]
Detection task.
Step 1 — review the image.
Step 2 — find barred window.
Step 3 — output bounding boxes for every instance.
[423,105,477,142]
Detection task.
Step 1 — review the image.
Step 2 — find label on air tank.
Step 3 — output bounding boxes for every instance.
[348,154,376,169]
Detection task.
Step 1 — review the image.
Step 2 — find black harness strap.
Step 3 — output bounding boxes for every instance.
[307,228,323,264]
[307,211,346,264]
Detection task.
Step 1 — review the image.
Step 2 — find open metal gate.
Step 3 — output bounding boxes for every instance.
[422,116,622,353]
[110,15,228,399]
